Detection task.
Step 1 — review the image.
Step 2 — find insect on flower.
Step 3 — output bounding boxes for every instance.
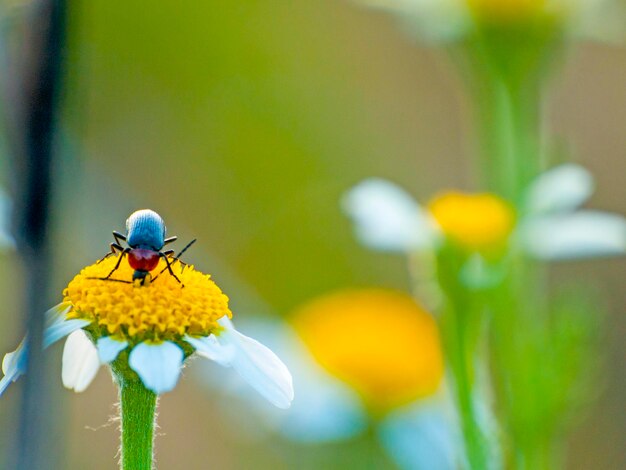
[0,210,294,405]
[95,209,196,286]
[0,210,294,470]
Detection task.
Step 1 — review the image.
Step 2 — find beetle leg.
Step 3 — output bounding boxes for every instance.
[152,239,196,279]
[113,231,127,245]
[96,242,125,264]
[159,253,184,286]
[163,236,177,245]
[87,277,133,284]
[95,230,127,264]
[103,248,130,279]
[152,252,181,283]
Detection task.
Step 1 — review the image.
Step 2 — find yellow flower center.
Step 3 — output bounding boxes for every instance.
[466,0,549,23]
[63,256,231,342]
[291,289,444,414]
[428,191,515,251]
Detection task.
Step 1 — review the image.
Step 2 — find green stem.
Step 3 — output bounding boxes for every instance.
[452,314,486,470]
[364,420,388,470]
[118,379,157,470]
[475,75,543,202]
[459,24,561,201]
[453,256,557,470]
[515,439,561,470]
[488,254,562,470]
[437,249,490,470]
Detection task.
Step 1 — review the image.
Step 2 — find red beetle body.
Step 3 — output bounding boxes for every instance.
[128,249,160,272]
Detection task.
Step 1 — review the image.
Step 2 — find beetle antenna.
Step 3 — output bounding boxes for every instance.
[174,239,197,261]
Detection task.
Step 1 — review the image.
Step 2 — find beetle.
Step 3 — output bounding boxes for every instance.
[95,209,195,286]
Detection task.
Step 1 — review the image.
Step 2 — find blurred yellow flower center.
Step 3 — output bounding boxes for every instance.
[63,256,231,341]
[428,191,515,251]
[292,289,444,413]
[466,0,548,23]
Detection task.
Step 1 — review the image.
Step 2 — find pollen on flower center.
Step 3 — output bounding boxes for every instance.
[63,256,231,342]
[428,191,515,251]
[292,289,444,413]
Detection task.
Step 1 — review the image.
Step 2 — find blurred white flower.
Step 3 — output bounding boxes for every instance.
[357,0,469,41]
[344,164,626,261]
[195,289,459,469]
[352,0,622,43]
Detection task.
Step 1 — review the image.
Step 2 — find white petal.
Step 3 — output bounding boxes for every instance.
[2,339,26,376]
[0,339,29,396]
[379,404,457,470]
[184,334,235,366]
[43,318,92,349]
[44,302,73,328]
[355,0,469,41]
[216,317,293,409]
[525,164,594,214]
[96,337,128,364]
[0,305,88,395]
[0,375,14,395]
[62,330,100,393]
[573,0,625,44]
[129,341,184,394]
[342,178,437,252]
[522,211,626,259]
[2,351,17,377]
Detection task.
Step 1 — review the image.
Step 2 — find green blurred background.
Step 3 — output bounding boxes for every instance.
[0,0,624,468]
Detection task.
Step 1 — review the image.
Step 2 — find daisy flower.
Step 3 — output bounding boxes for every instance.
[0,254,293,406]
[343,163,625,263]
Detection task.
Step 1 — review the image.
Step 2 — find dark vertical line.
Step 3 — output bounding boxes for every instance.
[3,0,66,468]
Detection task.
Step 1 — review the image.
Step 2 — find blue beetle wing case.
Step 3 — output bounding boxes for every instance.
[126,209,166,250]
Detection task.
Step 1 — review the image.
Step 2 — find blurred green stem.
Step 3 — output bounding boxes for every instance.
[448,24,563,470]
[515,441,560,470]
[365,421,389,470]
[468,40,555,468]
[488,256,556,470]
[474,73,543,202]
[437,249,490,470]
[448,309,486,470]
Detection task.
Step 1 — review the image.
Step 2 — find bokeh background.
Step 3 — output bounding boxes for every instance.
[0,1,624,468]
